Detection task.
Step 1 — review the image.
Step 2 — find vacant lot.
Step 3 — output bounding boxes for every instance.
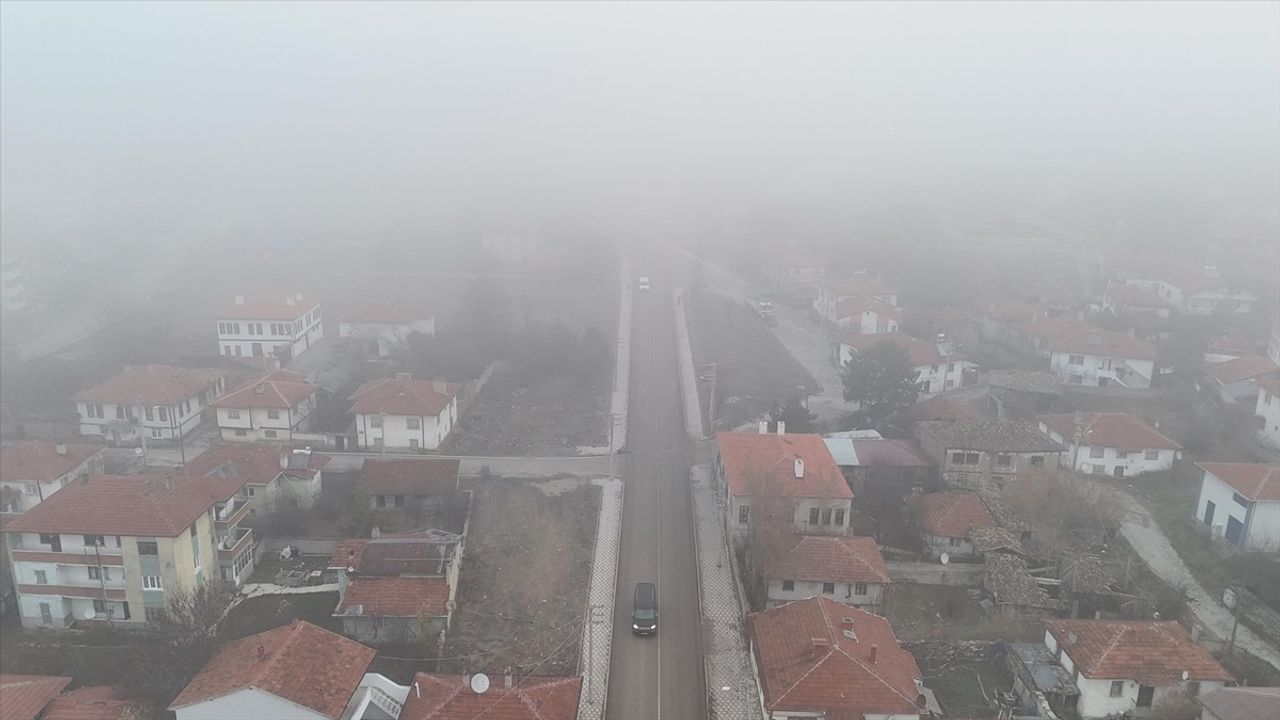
[881,584,1041,643]
[441,479,599,676]
[447,368,611,455]
[688,291,817,431]
[221,591,342,640]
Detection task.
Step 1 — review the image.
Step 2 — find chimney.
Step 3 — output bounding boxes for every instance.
[256,645,265,661]
[286,297,296,307]
[396,372,412,381]
[414,682,421,698]
[254,383,265,395]
[758,421,768,435]
[776,421,786,435]
[1067,631,1078,646]
[793,458,805,479]
[234,295,245,305]
[504,668,513,689]
[810,637,830,659]
[371,525,382,538]
[869,644,878,664]
[433,380,447,394]
[55,443,67,456]
[164,475,173,492]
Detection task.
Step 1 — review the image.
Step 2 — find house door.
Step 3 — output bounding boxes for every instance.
[1203,501,1215,527]
[1136,685,1155,708]
[39,602,52,625]
[1226,517,1245,547]
[252,342,263,357]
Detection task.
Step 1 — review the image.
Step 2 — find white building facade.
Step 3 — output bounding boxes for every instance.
[216,295,323,361]
[1256,382,1280,450]
[1049,351,1155,389]
[73,366,226,443]
[1194,463,1280,551]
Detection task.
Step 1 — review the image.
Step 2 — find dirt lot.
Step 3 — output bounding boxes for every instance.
[881,584,1042,643]
[438,479,599,677]
[446,368,611,455]
[221,591,343,640]
[688,290,817,431]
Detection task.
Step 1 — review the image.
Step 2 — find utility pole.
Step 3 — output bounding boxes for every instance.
[92,541,112,629]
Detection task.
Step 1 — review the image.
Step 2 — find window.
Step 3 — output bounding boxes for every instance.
[948,537,962,547]
[1090,446,1105,459]
[948,362,955,372]
[1186,681,1200,697]
[1030,455,1044,467]
[145,606,166,622]
[1100,359,1113,370]
[246,486,256,497]
[137,541,158,556]
[1110,681,1124,697]
[409,439,420,449]
[159,407,169,421]
[782,580,795,591]
[950,451,967,465]
[373,438,383,449]
[267,409,280,419]
[23,482,38,495]
[834,509,845,526]
[394,495,406,508]
[809,508,820,525]
[151,428,162,439]
[738,505,750,524]
[820,508,832,525]
[1068,354,1085,365]
[93,599,107,614]
[822,582,836,594]
[34,569,48,584]
[965,452,980,465]
[370,415,383,428]
[227,409,240,419]
[40,602,53,625]
[39,533,61,552]
[945,379,954,389]
[406,417,421,429]
[376,495,387,509]
[88,566,111,581]
[995,453,1012,467]
[1144,450,1158,461]
[264,429,278,439]
[218,322,226,334]
[1113,466,1125,478]
[1091,464,1106,474]
[115,405,126,420]
[854,583,868,596]
[142,575,163,590]
[84,534,104,547]
[234,428,248,437]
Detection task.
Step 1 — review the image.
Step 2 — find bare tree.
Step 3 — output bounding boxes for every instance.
[1151,691,1201,720]
[741,464,799,609]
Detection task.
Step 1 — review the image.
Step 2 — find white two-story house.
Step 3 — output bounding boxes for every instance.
[73,365,226,444]
[1048,329,1157,389]
[836,333,977,396]
[1257,378,1280,450]
[832,297,901,335]
[715,427,853,543]
[814,276,899,325]
[338,303,435,358]
[210,370,320,442]
[764,534,891,609]
[1042,619,1230,719]
[1038,412,1182,477]
[1194,462,1280,551]
[0,442,105,515]
[349,374,460,452]
[215,295,323,363]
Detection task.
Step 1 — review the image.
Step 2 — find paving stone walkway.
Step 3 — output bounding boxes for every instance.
[577,477,623,720]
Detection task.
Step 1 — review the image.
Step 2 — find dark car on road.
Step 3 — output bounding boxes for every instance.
[631,582,657,635]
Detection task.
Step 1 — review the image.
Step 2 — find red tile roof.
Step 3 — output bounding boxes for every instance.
[4,473,244,537]
[716,432,851,500]
[187,443,285,485]
[1037,412,1182,451]
[847,438,932,468]
[0,442,102,483]
[897,395,980,423]
[42,686,147,720]
[0,674,72,720]
[1045,619,1232,684]
[328,537,452,575]
[340,302,432,325]
[216,296,318,321]
[349,377,460,417]
[335,576,450,617]
[72,365,225,406]
[841,333,966,367]
[822,277,899,298]
[771,535,892,585]
[1204,355,1279,384]
[914,491,993,538]
[211,370,319,410]
[835,297,902,322]
[1049,328,1157,361]
[748,597,922,718]
[1197,463,1280,503]
[399,673,582,720]
[170,620,374,719]
[357,458,461,496]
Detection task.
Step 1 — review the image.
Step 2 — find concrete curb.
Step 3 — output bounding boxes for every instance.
[610,258,633,452]
[674,288,707,440]
[577,477,624,720]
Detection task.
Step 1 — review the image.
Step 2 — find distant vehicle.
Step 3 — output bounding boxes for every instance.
[631,582,657,635]
[638,276,651,291]
[748,297,777,326]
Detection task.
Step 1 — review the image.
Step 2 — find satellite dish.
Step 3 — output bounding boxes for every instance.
[1222,588,1238,610]
[470,673,490,694]
[1181,670,1189,681]
[134,447,145,456]
[83,609,96,620]
[939,552,950,565]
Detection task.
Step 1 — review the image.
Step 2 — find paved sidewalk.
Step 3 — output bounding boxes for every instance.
[611,257,633,452]
[577,477,624,720]
[674,289,707,439]
[692,464,764,720]
[1109,487,1280,671]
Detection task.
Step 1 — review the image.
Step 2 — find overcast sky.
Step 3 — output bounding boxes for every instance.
[2,1,1277,247]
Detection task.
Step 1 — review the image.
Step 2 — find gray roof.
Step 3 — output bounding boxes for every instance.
[984,370,1064,394]
[1009,643,1079,695]
[1200,687,1280,720]
[917,419,1065,453]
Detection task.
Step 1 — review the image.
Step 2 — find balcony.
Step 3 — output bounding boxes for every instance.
[214,497,251,527]
[17,583,127,601]
[10,549,125,566]
[217,527,254,559]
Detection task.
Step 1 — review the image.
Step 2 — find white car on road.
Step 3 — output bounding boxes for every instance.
[638,276,650,291]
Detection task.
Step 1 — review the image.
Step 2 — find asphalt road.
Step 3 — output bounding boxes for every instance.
[606,267,705,720]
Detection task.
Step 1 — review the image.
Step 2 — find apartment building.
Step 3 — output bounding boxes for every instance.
[4,472,254,628]
[72,365,226,443]
[215,294,323,362]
